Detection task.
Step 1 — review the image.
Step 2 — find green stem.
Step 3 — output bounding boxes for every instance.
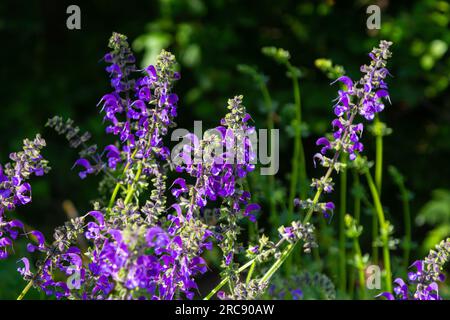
[372,213,379,263]
[107,148,139,209]
[353,238,367,299]
[287,72,307,220]
[246,261,256,284]
[348,267,355,298]
[257,113,358,287]
[260,84,277,228]
[209,114,356,299]
[339,154,347,293]
[260,242,296,284]
[353,170,361,224]
[17,280,34,300]
[365,170,392,293]
[286,72,307,274]
[374,117,383,194]
[372,115,383,263]
[261,185,324,285]
[108,183,122,208]
[204,259,255,300]
[124,162,143,205]
[205,277,228,300]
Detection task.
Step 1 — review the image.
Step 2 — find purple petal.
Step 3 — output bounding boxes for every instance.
[88,210,105,226]
[376,292,395,300]
[332,76,353,88]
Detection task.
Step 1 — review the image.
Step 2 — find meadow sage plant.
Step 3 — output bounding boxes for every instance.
[1,33,447,301]
[380,238,450,300]
[249,41,394,287]
[0,135,49,260]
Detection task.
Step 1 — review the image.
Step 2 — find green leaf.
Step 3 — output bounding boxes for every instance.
[416,189,450,226]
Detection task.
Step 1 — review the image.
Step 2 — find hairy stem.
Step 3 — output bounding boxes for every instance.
[260,113,356,289]
[246,261,256,284]
[374,117,383,193]
[17,280,34,300]
[124,162,143,205]
[206,112,356,299]
[339,154,347,293]
[107,148,139,209]
[260,242,296,284]
[372,115,383,263]
[204,259,256,300]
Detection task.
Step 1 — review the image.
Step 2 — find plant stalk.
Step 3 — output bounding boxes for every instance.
[338,153,347,293]
[365,170,392,293]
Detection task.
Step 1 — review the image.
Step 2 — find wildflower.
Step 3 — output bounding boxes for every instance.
[16,34,214,301]
[218,280,268,300]
[297,40,393,220]
[278,221,317,253]
[379,238,449,300]
[0,135,49,259]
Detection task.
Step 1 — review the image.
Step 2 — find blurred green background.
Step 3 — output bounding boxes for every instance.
[0,0,449,299]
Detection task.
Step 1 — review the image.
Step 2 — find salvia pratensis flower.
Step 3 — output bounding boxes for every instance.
[0,135,49,259]
[297,40,393,219]
[17,33,211,300]
[379,238,449,300]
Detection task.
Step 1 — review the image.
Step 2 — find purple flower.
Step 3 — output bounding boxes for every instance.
[17,257,31,277]
[73,158,95,179]
[316,137,331,155]
[244,203,261,222]
[323,202,335,218]
[380,238,449,300]
[103,145,121,169]
[146,227,170,253]
[291,289,303,300]
[171,178,188,198]
[0,136,48,259]
[26,230,46,253]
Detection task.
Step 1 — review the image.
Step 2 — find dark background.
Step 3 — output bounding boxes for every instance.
[0,0,449,298]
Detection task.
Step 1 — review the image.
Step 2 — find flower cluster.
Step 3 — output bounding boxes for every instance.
[0,135,49,259]
[298,40,393,218]
[317,40,392,162]
[75,32,180,182]
[172,95,256,213]
[278,221,316,253]
[39,210,209,300]
[46,116,95,155]
[15,33,217,300]
[218,279,268,300]
[380,238,449,300]
[5,33,431,303]
[171,95,260,288]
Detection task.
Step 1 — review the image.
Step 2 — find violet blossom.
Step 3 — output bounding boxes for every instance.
[0,135,49,259]
[379,238,449,300]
